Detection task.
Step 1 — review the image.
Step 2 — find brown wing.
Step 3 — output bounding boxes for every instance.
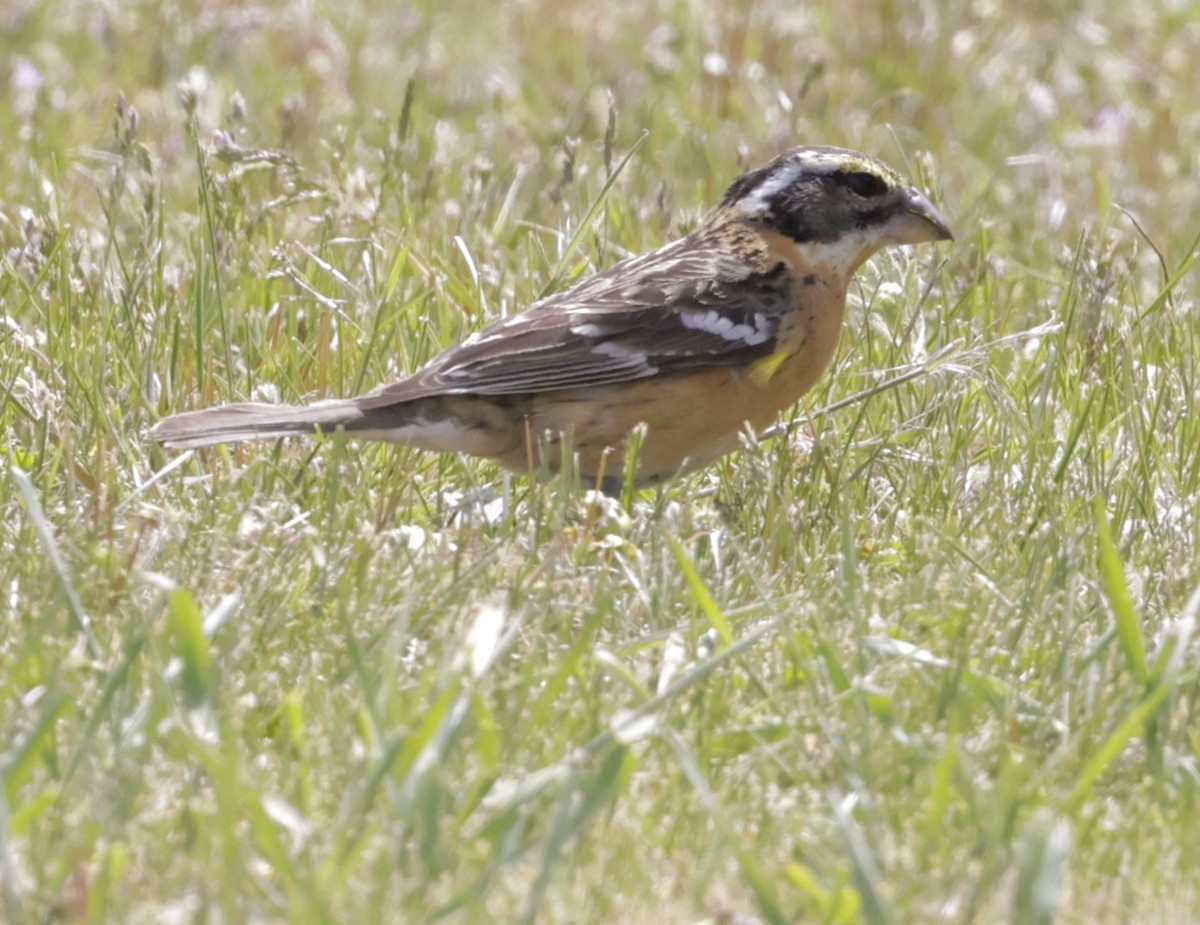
[359,232,793,406]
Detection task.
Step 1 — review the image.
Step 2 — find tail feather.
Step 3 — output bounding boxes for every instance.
[150,400,364,450]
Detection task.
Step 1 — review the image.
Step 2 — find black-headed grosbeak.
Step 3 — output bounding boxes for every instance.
[152,145,952,492]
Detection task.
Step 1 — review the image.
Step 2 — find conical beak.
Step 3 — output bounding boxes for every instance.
[895,189,954,244]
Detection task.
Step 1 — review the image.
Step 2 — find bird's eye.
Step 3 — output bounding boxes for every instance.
[842,171,888,198]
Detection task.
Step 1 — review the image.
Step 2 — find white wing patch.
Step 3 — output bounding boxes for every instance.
[571,321,659,361]
[678,309,772,346]
[461,330,505,347]
[592,340,642,359]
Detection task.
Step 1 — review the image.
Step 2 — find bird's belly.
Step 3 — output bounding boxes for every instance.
[378,330,841,486]
[525,353,835,485]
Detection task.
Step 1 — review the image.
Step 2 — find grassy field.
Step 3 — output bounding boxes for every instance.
[3,1,1199,922]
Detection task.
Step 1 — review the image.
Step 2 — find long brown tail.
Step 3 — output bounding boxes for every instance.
[150,400,365,449]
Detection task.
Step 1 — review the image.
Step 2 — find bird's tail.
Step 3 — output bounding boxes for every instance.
[149,400,365,450]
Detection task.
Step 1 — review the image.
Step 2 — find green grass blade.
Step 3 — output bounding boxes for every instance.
[669,535,734,647]
[538,132,648,299]
[168,588,216,709]
[10,466,102,659]
[1094,498,1147,684]
[1063,680,1174,813]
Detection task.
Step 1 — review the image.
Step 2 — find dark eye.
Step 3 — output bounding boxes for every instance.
[842,171,888,198]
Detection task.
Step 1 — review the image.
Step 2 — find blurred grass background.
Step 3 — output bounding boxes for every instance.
[2,0,1199,922]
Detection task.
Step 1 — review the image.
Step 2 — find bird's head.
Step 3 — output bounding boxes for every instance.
[719,145,953,275]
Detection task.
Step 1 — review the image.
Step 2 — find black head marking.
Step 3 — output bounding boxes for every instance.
[720,147,913,245]
[839,170,889,198]
[720,163,775,208]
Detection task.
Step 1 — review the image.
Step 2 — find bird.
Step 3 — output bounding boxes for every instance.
[151,145,952,494]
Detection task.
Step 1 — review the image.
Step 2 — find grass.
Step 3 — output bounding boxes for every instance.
[2,0,1199,922]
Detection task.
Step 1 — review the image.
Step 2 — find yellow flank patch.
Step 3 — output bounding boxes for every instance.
[748,349,791,385]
